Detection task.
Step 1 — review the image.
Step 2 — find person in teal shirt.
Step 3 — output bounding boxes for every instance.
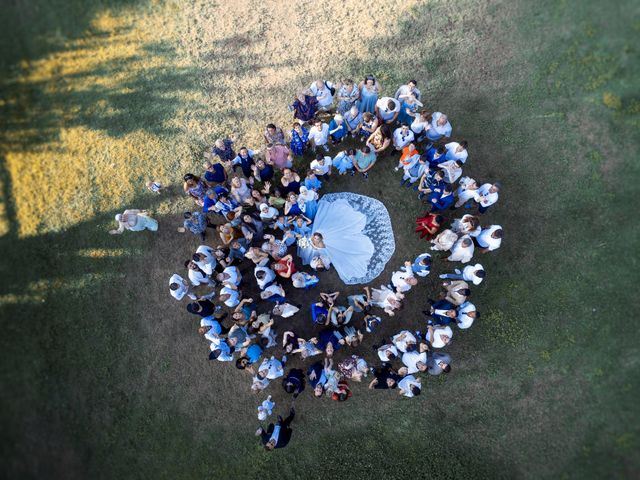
[352,146,377,179]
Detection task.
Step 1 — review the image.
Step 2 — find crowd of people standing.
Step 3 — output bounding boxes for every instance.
[112,74,504,451]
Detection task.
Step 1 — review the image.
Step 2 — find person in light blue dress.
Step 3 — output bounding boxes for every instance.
[358,75,381,114]
[304,171,322,192]
[336,80,360,114]
[397,94,422,126]
[333,149,357,175]
[298,186,319,220]
[293,215,313,237]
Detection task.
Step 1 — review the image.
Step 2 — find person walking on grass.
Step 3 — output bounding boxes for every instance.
[256,407,295,450]
[109,209,158,234]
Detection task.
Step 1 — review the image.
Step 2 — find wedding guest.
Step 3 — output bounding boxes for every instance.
[211,137,236,161]
[308,118,330,152]
[110,209,158,234]
[310,79,335,111]
[255,408,295,451]
[477,225,503,252]
[445,141,469,163]
[291,91,318,123]
[375,96,401,124]
[397,375,422,398]
[232,147,258,179]
[394,79,421,101]
[264,124,285,145]
[427,351,452,375]
[343,105,363,136]
[289,123,309,157]
[266,142,293,170]
[475,182,501,213]
[440,263,485,285]
[457,301,479,329]
[336,79,360,114]
[411,253,432,277]
[203,161,228,185]
[393,124,415,152]
[447,235,475,263]
[352,145,377,179]
[169,274,196,301]
[358,74,381,113]
[425,112,452,142]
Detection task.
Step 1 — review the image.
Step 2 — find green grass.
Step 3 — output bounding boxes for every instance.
[1,0,639,479]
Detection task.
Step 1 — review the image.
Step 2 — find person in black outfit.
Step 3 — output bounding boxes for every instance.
[282,369,305,398]
[368,364,400,390]
[256,408,295,450]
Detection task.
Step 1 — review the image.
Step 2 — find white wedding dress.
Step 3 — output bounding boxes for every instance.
[297,193,395,285]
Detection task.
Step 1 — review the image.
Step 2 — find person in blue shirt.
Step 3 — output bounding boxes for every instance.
[182,211,212,240]
[412,253,432,277]
[292,216,312,237]
[203,161,227,185]
[311,302,328,325]
[328,114,348,144]
[236,343,264,372]
[422,145,447,168]
[304,171,322,191]
[428,185,455,211]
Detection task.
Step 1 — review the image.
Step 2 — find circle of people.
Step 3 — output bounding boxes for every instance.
[111,75,504,451]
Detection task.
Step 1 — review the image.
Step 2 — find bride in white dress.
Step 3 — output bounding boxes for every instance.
[297,192,395,285]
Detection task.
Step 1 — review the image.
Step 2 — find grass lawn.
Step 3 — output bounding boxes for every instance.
[1,0,639,478]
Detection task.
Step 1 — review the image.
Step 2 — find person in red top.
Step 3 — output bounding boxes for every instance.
[415,213,444,240]
[272,254,297,279]
[331,380,353,401]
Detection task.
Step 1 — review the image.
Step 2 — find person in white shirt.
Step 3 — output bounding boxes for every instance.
[476,182,500,213]
[410,110,431,140]
[375,97,401,124]
[209,340,234,362]
[437,159,463,184]
[440,263,485,285]
[431,229,458,251]
[258,356,286,380]
[444,141,469,163]
[477,225,503,252]
[451,214,482,238]
[310,154,332,179]
[169,273,196,300]
[447,234,475,263]
[255,266,276,290]
[426,325,453,348]
[397,375,421,398]
[425,112,452,142]
[391,261,418,293]
[308,119,330,152]
[457,301,478,329]
[309,80,334,111]
[392,330,417,353]
[393,124,415,151]
[216,266,241,288]
[219,286,240,308]
[272,303,300,318]
[376,343,399,362]
[455,176,480,208]
[186,260,215,287]
[192,245,216,275]
[401,344,429,374]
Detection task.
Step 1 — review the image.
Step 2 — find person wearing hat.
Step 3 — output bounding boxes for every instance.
[109,209,158,234]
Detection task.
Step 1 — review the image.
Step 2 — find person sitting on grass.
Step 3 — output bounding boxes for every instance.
[352,145,377,179]
[110,209,158,234]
